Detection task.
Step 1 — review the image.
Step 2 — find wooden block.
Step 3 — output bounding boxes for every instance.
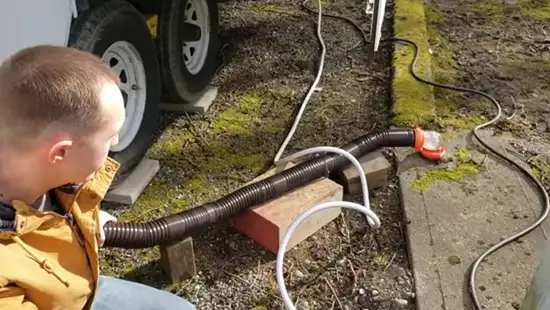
[159,237,196,283]
[104,158,160,205]
[230,163,344,254]
[333,150,390,195]
[159,86,218,114]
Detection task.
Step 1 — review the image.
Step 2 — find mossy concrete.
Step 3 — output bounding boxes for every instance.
[392,0,436,127]
[395,1,549,309]
[410,146,482,192]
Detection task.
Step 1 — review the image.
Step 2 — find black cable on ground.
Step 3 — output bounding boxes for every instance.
[300,3,550,309]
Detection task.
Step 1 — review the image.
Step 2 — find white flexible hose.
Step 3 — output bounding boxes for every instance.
[275,147,381,310]
[277,146,379,227]
[271,1,383,308]
[273,0,326,166]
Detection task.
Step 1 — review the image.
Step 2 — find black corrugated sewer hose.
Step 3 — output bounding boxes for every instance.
[102,127,440,248]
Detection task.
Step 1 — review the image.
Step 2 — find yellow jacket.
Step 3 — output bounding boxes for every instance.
[0,158,120,310]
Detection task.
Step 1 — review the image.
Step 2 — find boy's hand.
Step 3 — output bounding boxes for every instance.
[97,210,117,247]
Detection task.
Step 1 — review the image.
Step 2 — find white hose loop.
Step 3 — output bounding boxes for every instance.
[277,146,378,228]
[276,146,381,310]
[276,201,379,310]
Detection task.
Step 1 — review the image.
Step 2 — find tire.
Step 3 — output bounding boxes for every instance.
[158,0,220,104]
[68,0,161,184]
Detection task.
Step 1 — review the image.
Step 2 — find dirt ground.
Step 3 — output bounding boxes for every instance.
[99,0,418,309]
[424,0,550,186]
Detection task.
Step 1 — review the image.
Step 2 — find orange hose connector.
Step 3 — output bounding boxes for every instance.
[413,127,445,160]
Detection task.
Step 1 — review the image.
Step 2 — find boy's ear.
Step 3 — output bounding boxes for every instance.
[48,139,73,163]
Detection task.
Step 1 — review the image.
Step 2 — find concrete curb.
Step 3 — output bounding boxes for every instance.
[391,0,435,127]
[390,0,442,309]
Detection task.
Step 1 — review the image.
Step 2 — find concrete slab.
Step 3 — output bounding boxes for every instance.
[159,86,218,114]
[398,129,548,310]
[332,150,391,195]
[104,158,160,205]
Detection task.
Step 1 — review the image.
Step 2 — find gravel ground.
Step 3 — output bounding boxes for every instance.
[100,0,417,309]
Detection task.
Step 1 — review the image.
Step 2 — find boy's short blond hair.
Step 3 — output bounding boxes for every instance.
[0,45,120,149]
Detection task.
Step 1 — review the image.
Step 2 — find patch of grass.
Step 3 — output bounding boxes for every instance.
[392,0,436,127]
[520,0,550,20]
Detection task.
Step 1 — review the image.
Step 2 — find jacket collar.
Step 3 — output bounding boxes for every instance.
[0,157,120,231]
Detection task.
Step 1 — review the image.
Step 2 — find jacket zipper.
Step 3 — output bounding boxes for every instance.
[65,212,86,247]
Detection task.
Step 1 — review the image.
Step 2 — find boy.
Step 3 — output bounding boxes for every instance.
[0,45,196,310]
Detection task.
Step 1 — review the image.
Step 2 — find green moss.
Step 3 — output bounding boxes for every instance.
[391,66,435,127]
[118,181,189,222]
[393,0,492,134]
[104,89,299,280]
[427,28,455,84]
[530,157,550,181]
[455,147,471,163]
[520,0,550,20]
[441,132,455,141]
[212,94,262,135]
[471,2,505,21]
[435,113,486,130]
[494,119,527,137]
[392,0,436,127]
[411,163,479,191]
[117,90,290,225]
[149,131,194,155]
[393,0,479,130]
[411,146,483,191]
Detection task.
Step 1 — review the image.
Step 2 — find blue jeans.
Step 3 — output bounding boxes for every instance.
[91,275,196,310]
